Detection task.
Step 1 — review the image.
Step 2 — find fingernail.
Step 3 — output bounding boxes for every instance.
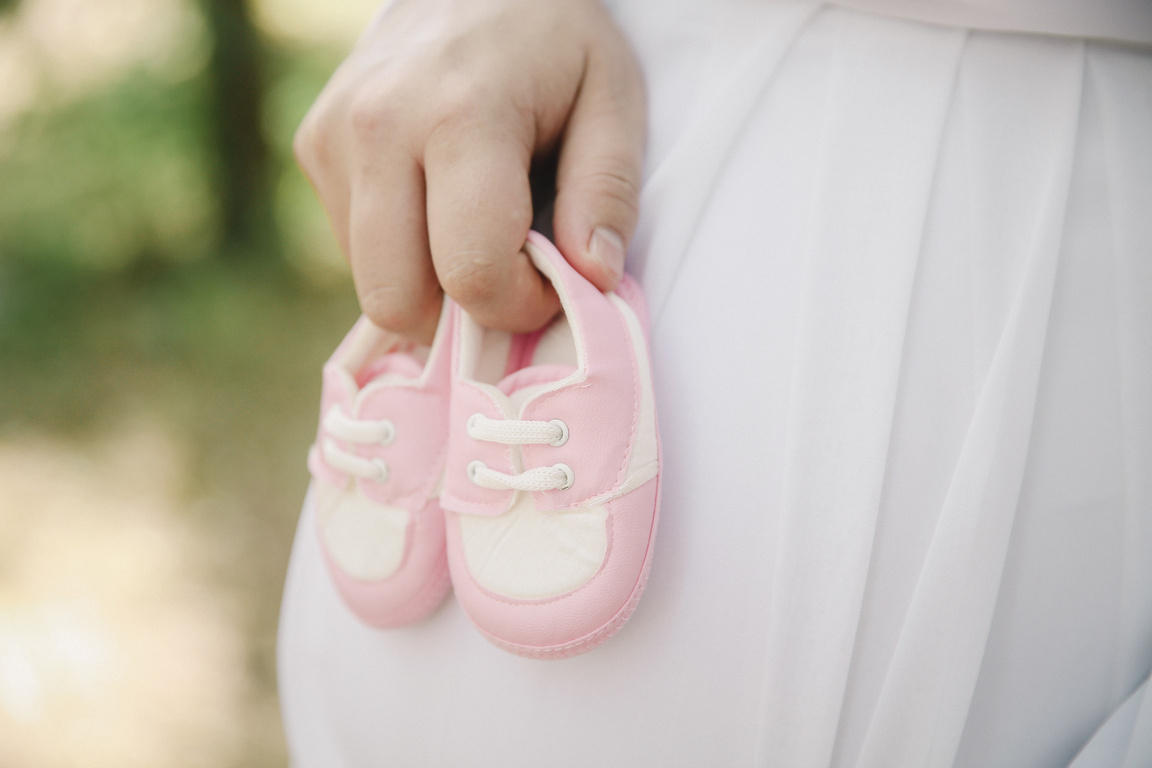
[588,226,626,282]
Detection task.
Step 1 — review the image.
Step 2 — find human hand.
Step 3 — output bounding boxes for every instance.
[294,0,646,342]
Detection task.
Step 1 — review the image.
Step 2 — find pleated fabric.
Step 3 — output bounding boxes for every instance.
[277,5,1152,767]
[827,0,1152,45]
[1069,677,1152,768]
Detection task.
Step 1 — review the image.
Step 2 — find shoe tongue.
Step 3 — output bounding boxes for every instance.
[497,363,577,411]
[497,364,575,395]
[355,352,424,388]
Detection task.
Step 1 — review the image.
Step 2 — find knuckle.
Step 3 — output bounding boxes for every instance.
[358,285,429,334]
[582,162,641,219]
[438,251,504,308]
[348,86,402,144]
[428,74,494,134]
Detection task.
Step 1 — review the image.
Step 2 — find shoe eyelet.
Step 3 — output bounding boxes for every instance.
[372,458,390,483]
[467,413,483,436]
[553,463,574,491]
[466,460,485,485]
[379,420,396,446]
[548,419,569,447]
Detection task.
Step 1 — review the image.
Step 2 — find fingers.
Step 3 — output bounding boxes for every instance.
[424,111,560,332]
[294,0,645,342]
[297,88,443,342]
[294,103,353,258]
[337,80,444,343]
[348,154,442,344]
[552,36,646,292]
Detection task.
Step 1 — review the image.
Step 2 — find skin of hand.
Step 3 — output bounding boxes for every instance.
[294,0,647,343]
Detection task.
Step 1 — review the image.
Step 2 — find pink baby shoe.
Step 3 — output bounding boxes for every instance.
[307,304,453,627]
[441,232,661,659]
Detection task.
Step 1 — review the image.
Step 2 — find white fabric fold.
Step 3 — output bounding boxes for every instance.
[829,0,1152,45]
[1092,47,1152,708]
[854,39,1085,768]
[751,13,966,768]
[1068,674,1152,768]
[277,7,1152,767]
[629,1,819,327]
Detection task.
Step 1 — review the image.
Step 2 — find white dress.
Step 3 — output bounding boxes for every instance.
[277,3,1152,766]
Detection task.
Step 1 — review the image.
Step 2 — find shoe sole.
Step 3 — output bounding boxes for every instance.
[363,553,452,629]
[316,506,453,629]
[474,468,662,660]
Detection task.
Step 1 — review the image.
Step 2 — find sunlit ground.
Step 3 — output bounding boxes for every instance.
[0,0,376,763]
[0,268,361,765]
[0,427,255,767]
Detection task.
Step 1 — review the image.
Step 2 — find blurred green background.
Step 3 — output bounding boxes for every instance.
[0,0,378,764]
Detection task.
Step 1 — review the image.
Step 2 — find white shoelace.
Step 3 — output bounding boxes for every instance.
[321,406,395,483]
[466,413,568,446]
[466,413,573,491]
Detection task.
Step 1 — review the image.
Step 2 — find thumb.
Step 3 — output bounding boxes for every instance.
[552,42,646,292]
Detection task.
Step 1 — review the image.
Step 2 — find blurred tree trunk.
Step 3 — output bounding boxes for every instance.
[200,0,276,260]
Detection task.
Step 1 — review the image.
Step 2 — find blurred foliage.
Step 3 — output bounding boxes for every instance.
[0,4,361,765]
[200,0,278,259]
[0,32,357,422]
[0,73,217,271]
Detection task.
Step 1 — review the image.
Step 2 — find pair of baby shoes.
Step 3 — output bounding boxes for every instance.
[307,232,661,659]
